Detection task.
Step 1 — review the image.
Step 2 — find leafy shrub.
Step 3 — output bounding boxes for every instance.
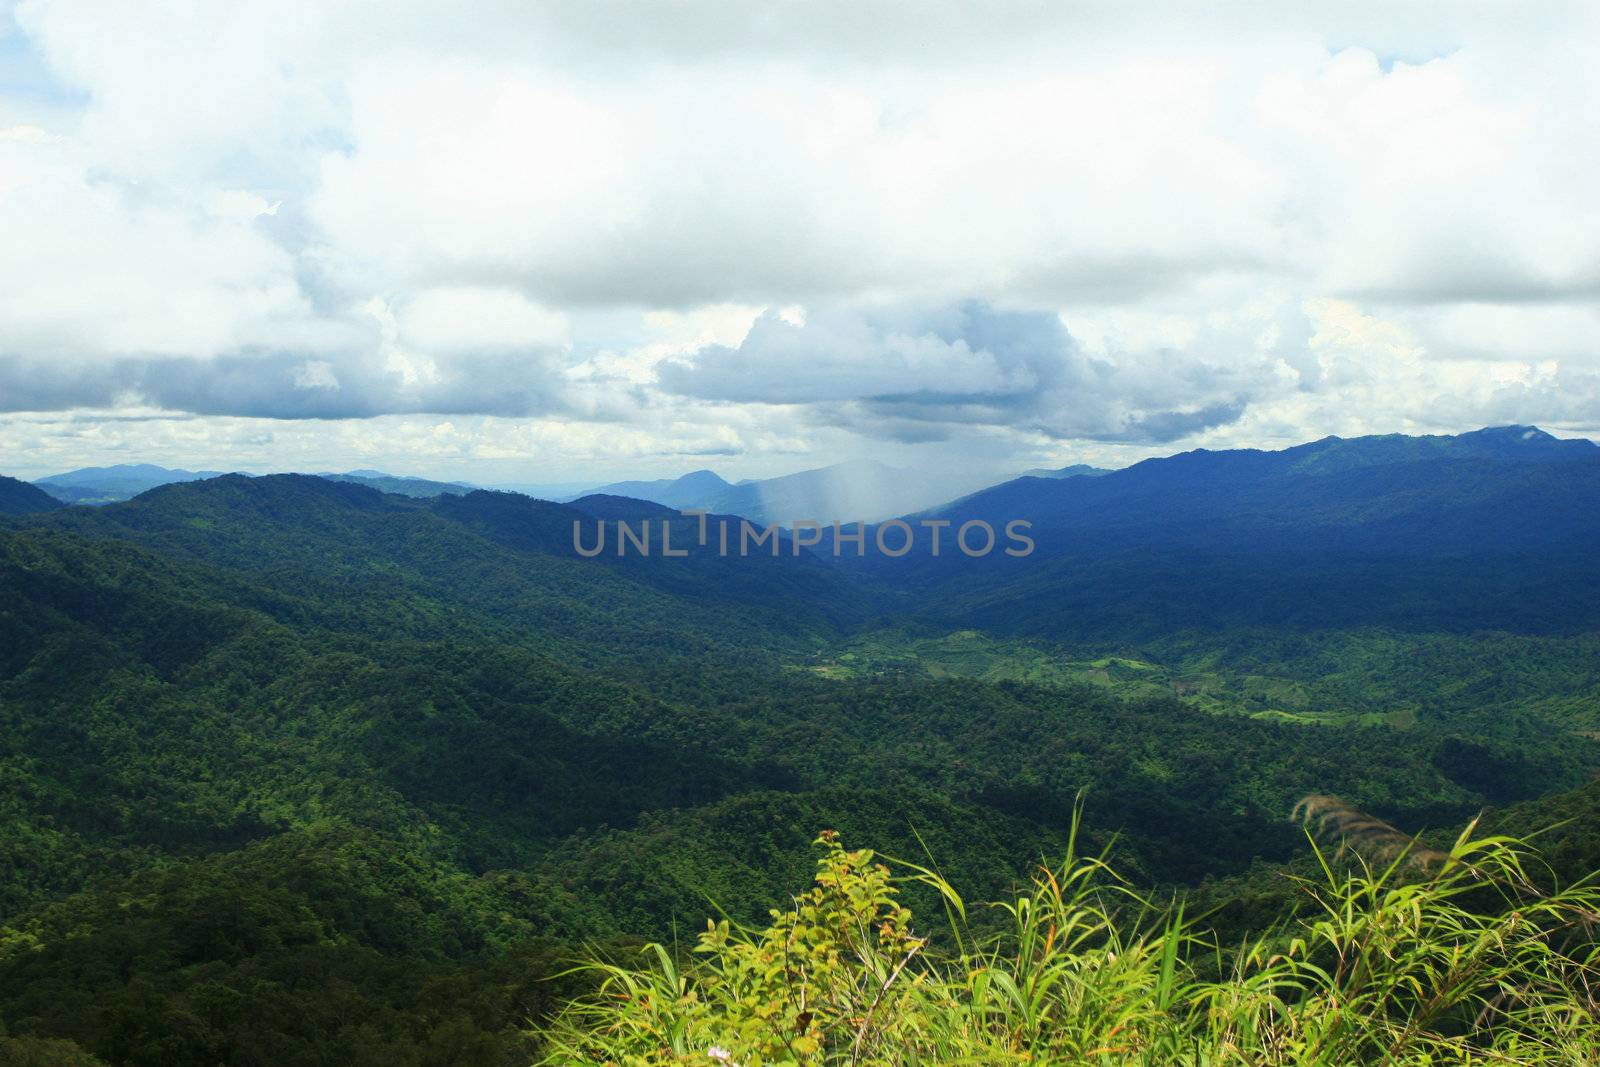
[540,814,1600,1065]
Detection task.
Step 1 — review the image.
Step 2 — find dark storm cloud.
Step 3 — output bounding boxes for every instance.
[658,299,1259,443]
[1106,400,1249,442]
[0,357,133,410]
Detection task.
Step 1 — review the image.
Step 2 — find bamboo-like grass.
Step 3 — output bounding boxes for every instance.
[538,803,1600,1065]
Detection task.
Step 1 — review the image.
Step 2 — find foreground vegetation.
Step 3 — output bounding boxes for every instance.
[543,811,1600,1065]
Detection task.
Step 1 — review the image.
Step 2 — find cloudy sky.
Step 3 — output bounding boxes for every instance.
[2,1,1598,484]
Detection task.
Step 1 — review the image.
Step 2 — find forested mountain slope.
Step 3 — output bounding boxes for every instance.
[875,425,1600,563]
[0,474,63,516]
[22,475,878,664]
[2,429,1598,1064]
[830,427,1600,643]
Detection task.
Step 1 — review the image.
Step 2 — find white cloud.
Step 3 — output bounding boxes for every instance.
[1,0,1599,476]
[0,131,324,365]
[398,287,569,355]
[660,306,1039,406]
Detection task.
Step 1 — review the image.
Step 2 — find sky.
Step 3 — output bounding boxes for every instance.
[1,0,1598,485]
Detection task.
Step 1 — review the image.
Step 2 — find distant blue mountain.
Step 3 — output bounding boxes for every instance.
[1018,463,1111,479]
[583,469,735,511]
[583,461,980,524]
[31,463,484,505]
[33,463,227,505]
[317,471,476,498]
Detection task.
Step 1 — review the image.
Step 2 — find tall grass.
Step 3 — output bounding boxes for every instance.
[537,805,1600,1065]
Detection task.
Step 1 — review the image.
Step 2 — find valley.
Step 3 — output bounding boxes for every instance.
[2,426,1598,1064]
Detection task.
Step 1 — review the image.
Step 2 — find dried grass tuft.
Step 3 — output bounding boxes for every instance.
[1292,794,1452,870]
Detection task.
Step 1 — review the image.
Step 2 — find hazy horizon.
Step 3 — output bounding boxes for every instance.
[12,422,1597,500]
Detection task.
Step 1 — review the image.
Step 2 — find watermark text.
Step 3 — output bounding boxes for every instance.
[572,513,1034,559]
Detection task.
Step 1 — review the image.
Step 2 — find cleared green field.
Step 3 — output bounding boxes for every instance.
[802,627,1590,732]
[803,630,1368,724]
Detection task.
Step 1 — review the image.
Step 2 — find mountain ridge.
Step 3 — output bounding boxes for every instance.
[22,424,1593,518]
[0,474,64,516]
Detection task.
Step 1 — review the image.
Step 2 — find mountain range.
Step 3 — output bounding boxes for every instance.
[32,462,227,504]
[10,423,1600,651]
[846,424,1600,640]
[891,424,1599,559]
[24,458,1002,523]
[25,463,480,506]
[578,459,997,523]
[4,424,1600,1064]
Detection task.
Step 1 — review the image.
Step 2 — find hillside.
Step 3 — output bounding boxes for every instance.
[7,504,1581,913]
[833,427,1600,646]
[21,474,878,663]
[895,424,1600,559]
[0,474,63,516]
[318,470,476,497]
[2,429,1599,1064]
